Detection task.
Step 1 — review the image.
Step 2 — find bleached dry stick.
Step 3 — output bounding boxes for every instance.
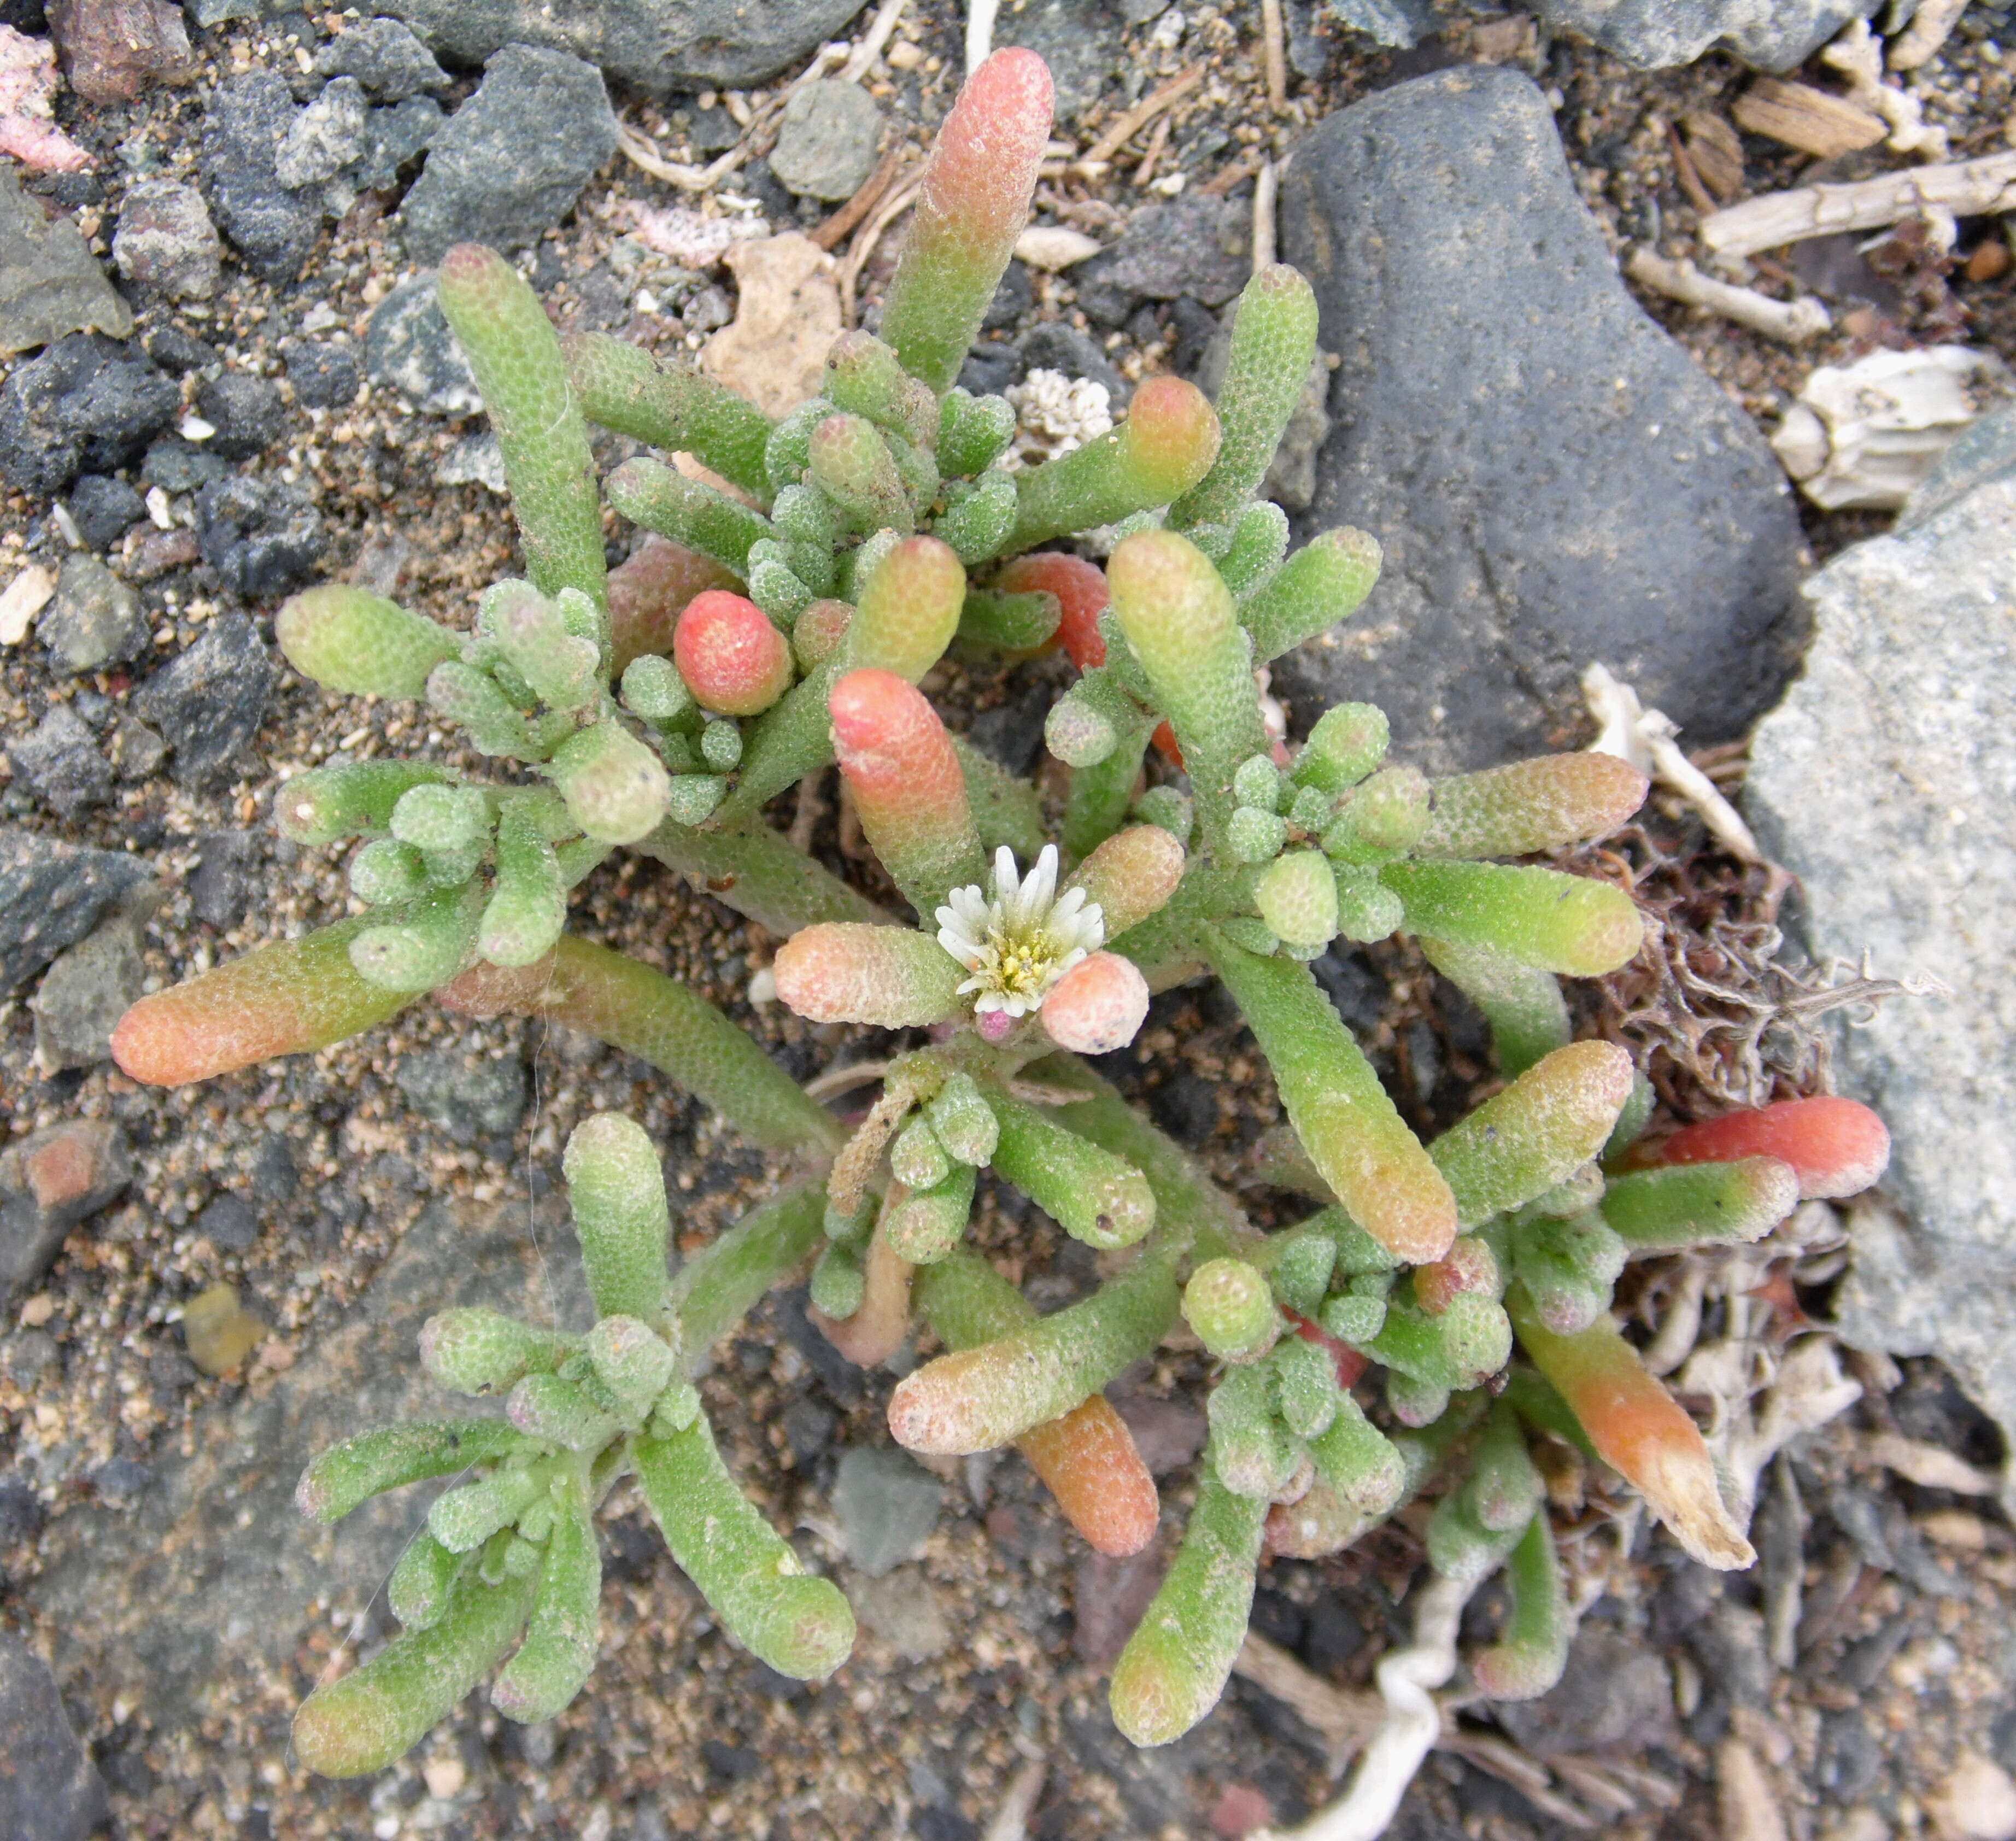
[1625,249,1830,344]
[843,0,909,81]
[1252,159,1278,271]
[1699,149,2016,260]
[1887,0,1970,69]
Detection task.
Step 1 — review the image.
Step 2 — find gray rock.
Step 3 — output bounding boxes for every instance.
[1493,1627,1677,1751]
[831,1444,942,1578]
[8,704,112,819]
[1898,401,2016,531]
[768,79,885,201]
[437,428,506,492]
[1018,320,1126,402]
[132,610,277,789]
[0,332,179,498]
[140,435,228,493]
[1275,67,1803,774]
[365,0,866,90]
[107,713,165,781]
[0,1634,108,1841]
[111,177,221,303]
[194,476,327,600]
[1745,475,2016,1516]
[993,0,1126,120]
[0,826,154,991]
[189,827,256,928]
[39,551,145,672]
[275,74,371,190]
[354,93,443,191]
[1197,330,1330,515]
[850,1566,952,1661]
[397,44,619,265]
[194,371,285,460]
[283,337,362,410]
[1534,0,1872,71]
[25,1199,588,1734]
[396,1048,528,1141]
[0,1118,133,1302]
[0,1474,45,1543]
[196,1192,258,1252]
[200,70,323,283]
[1325,0,1436,45]
[0,164,133,353]
[61,473,145,552]
[1075,194,1250,327]
[365,270,480,414]
[315,15,449,99]
[28,909,144,1070]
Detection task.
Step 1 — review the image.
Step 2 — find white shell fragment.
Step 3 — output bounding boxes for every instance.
[1770,345,2009,512]
[1013,225,1103,271]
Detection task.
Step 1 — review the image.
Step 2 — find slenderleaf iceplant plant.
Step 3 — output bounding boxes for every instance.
[109,48,1892,1778]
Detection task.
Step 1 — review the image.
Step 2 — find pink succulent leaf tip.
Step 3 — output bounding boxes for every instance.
[1041,952,1151,1055]
[935,845,1105,1019]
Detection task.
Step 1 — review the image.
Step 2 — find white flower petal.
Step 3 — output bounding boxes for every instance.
[992,846,1019,905]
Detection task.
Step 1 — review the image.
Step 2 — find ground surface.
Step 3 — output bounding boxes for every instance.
[2,1,2014,1837]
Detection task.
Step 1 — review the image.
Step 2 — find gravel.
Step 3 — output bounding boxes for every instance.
[38,552,145,673]
[0,332,178,497]
[7,703,111,818]
[767,79,887,201]
[110,177,221,303]
[0,1633,108,1841]
[131,609,278,789]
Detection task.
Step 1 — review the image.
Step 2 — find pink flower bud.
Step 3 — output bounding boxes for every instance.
[608,535,739,673]
[1041,951,1150,1054]
[673,588,792,716]
[999,551,1110,671]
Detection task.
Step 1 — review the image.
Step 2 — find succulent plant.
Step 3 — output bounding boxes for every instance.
[112,48,1891,1780]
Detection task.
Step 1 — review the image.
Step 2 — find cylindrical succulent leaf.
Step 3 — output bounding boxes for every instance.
[1217,501,1290,597]
[1010,377,1222,550]
[426,660,542,759]
[442,937,842,1154]
[479,579,602,712]
[1106,529,1268,850]
[1622,1096,1890,1201]
[771,921,964,1027]
[490,1473,601,1722]
[1108,1462,1266,1747]
[1293,700,1388,796]
[1040,951,1151,1055]
[1206,935,1457,1264]
[277,760,457,847]
[957,586,1060,652]
[1429,1041,1634,1227]
[952,733,1047,860]
[295,1418,524,1525]
[1508,1285,1754,1569]
[672,588,793,716]
[420,1308,576,1398]
[113,916,416,1085]
[388,1527,467,1633]
[1415,753,1650,859]
[1065,824,1186,940]
[562,1114,672,1327]
[1255,849,1339,952]
[829,667,985,912]
[1306,1392,1406,1515]
[1470,1401,1546,1533]
[349,883,482,992]
[1183,1257,1280,1360]
[937,388,1018,476]
[547,720,673,845]
[506,1374,622,1452]
[291,1567,537,1777]
[437,245,605,611]
[561,330,772,499]
[1471,1512,1572,1701]
[1510,1210,1628,1335]
[824,329,940,449]
[585,1315,679,1419]
[845,535,967,684]
[888,1241,1181,1454]
[1239,527,1382,664]
[1381,860,1645,976]
[479,802,569,968]
[276,584,460,699]
[808,411,914,535]
[1207,1362,1300,1499]
[935,468,1019,564]
[1417,936,1570,1080]
[891,1116,952,1193]
[987,1086,1157,1251]
[1600,1157,1801,1252]
[427,1466,545,1553]
[882,1163,977,1264]
[1322,765,1429,864]
[925,1073,999,1165]
[792,596,853,669]
[879,49,1055,393]
[998,549,1110,669]
[1168,265,1320,530]
[634,1417,855,1678]
[606,456,770,577]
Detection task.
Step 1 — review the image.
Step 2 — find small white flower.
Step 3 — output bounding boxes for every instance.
[935,845,1105,1018]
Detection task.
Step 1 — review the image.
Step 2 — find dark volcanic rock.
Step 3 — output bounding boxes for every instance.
[195,476,327,599]
[189,826,256,928]
[368,0,866,90]
[7,703,112,818]
[993,0,1127,119]
[0,1634,108,1841]
[1075,193,1251,326]
[314,14,448,99]
[61,473,145,552]
[395,1048,529,1142]
[132,610,276,789]
[0,332,178,497]
[110,177,221,303]
[1,1118,133,1301]
[1276,67,1804,773]
[0,164,134,353]
[364,272,479,413]
[195,371,285,460]
[397,44,620,265]
[1535,0,1870,71]
[200,71,322,284]
[282,338,361,409]
[0,827,154,990]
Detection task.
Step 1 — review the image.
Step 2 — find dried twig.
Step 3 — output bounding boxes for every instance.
[1252,158,1278,271]
[966,0,1000,73]
[802,1058,894,1102]
[1699,148,2016,260]
[1864,1430,2000,1496]
[981,1758,1046,1841]
[1584,664,1763,862]
[1260,0,1288,110]
[1625,248,1830,344]
[1824,17,1948,155]
[1082,65,1206,166]
[841,0,909,83]
[839,178,925,327]
[1232,1633,1384,1772]
[811,147,909,251]
[1133,112,1173,189]
[1440,1734,1599,1827]
[1888,0,1970,69]
[617,43,851,194]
